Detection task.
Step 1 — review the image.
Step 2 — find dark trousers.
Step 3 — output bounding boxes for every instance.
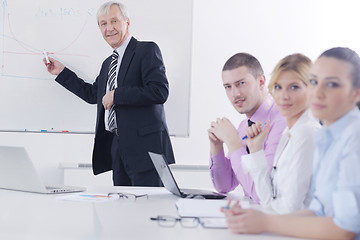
[110,136,163,187]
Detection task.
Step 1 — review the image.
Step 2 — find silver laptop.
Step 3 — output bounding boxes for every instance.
[148,152,226,199]
[0,146,86,194]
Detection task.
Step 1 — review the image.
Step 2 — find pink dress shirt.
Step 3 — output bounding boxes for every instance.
[210,94,286,203]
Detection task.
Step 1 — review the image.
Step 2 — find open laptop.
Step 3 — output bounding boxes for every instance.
[148,152,226,199]
[0,146,86,194]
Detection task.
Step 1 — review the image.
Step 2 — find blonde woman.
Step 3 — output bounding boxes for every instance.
[241,54,321,213]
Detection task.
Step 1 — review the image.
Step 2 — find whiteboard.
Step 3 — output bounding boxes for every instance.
[0,0,192,136]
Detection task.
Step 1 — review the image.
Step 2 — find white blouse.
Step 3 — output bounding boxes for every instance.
[241,110,321,214]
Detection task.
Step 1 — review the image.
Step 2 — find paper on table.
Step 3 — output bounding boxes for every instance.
[176,199,228,218]
[199,218,227,229]
[88,187,170,196]
[114,188,169,196]
[176,198,251,218]
[56,193,118,203]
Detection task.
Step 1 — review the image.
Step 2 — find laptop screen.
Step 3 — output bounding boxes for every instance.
[148,152,183,197]
[0,146,86,194]
[0,146,47,192]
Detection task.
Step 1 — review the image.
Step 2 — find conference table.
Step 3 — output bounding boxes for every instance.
[0,186,309,240]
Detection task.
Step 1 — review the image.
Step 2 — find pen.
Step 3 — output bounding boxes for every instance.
[222,199,232,210]
[43,50,50,64]
[242,122,267,140]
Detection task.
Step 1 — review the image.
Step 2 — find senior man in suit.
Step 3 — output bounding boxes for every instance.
[44,1,175,186]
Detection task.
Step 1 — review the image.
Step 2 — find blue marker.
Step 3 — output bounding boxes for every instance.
[242,122,267,140]
[41,130,47,132]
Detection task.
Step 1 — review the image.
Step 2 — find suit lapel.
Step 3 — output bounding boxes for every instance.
[100,57,111,96]
[117,37,137,86]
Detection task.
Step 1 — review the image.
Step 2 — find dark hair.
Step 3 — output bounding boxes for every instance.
[319,47,360,87]
[222,53,264,79]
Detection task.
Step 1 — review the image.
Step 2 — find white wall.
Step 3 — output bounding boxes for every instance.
[172,0,360,167]
[2,0,360,188]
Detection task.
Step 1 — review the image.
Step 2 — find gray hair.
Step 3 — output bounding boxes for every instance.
[97,1,129,24]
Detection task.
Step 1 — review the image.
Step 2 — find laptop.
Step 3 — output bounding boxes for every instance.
[148,152,226,199]
[0,146,86,194]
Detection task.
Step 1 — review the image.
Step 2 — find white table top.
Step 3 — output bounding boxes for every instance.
[0,186,308,240]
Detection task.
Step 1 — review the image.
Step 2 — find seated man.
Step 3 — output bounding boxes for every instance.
[208,53,286,203]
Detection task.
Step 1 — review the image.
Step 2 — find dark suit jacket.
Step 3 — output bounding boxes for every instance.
[55,37,175,175]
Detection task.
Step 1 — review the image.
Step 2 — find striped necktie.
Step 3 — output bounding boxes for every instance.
[107,50,119,133]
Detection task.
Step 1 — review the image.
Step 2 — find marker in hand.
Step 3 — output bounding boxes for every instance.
[242,122,267,140]
[222,199,232,210]
[43,50,50,65]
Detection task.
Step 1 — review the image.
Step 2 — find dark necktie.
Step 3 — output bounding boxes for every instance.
[246,119,255,154]
[107,50,119,133]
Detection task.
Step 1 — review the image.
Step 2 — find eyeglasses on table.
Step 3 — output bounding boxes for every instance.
[107,192,149,201]
[150,215,200,228]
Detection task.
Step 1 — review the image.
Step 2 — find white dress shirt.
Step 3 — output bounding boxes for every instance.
[104,35,132,131]
[242,110,321,214]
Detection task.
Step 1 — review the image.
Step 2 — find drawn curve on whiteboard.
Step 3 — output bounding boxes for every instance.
[6,13,90,58]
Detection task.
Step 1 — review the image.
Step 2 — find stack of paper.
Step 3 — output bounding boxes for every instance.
[176,199,228,218]
[199,218,227,229]
[176,198,250,218]
[57,193,118,203]
[175,198,252,229]
[175,199,228,229]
